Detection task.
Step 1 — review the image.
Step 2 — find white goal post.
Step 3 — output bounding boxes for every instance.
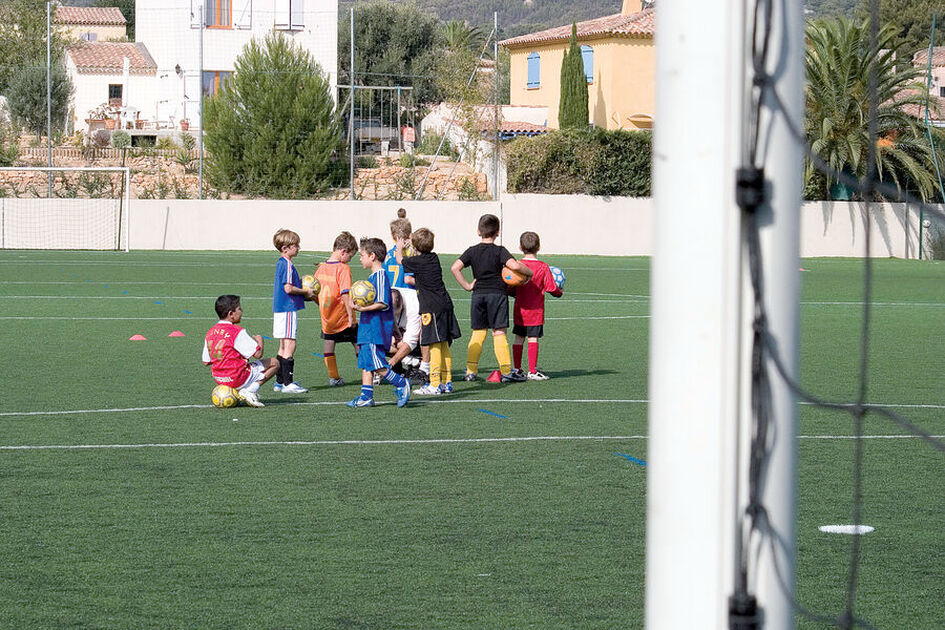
[0,167,131,251]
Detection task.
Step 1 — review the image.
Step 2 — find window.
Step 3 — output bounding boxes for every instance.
[581,45,593,83]
[274,0,304,30]
[80,32,97,42]
[202,71,233,98]
[206,0,232,28]
[108,84,123,106]
[527,52,540,89]
[940,86,945,98]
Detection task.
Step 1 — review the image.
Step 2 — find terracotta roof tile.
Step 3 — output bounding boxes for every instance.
[67,42,157,75]
[499,8,655,48]
[913,46,945,68]
[55,6,127,26]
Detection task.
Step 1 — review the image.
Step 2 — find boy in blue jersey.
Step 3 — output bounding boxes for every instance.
[347,237,411,408]
[272,229,315,393]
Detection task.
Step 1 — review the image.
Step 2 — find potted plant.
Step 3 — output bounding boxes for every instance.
[179,118,190,131]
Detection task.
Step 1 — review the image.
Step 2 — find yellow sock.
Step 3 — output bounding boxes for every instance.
[429,343,443,388]
[324,353,339,379]
[467,329,487,374]
[493,332,512,375]
[442,343,453,383]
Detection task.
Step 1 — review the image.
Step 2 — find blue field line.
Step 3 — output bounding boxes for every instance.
[153,301,163,305]
[312,352,325,358]
[478,408,509,419]
[615,452,647,466]
[183,310,192,314]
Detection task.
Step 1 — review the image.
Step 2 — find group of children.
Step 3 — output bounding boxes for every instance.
[201,212,563,408]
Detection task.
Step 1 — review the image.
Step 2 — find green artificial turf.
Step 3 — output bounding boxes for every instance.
[0,251,942,628]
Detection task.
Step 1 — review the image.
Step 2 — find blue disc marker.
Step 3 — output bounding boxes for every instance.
[615,452,647,466]
[478,409,508,419]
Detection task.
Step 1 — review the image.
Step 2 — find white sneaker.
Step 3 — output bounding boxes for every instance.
[239,390,265,407]
[328,377,345,387]
[279,382,308,393]
[527,371,550,381]
[413,384,441,395]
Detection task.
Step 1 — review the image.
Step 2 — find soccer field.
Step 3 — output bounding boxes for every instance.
[0,250,942,628]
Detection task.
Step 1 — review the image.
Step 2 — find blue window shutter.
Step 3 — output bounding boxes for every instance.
[527,53,540,88]
[581,45,593,83]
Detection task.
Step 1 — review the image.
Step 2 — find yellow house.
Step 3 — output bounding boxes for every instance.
[55,6,127,42]
[499,0,655,130]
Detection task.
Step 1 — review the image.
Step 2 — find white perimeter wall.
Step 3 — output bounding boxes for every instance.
[121,196,939,258]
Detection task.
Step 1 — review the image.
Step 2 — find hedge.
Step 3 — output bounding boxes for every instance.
[505,128,651,197]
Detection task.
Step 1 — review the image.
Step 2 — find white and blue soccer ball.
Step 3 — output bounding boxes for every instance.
[549,266,565,289]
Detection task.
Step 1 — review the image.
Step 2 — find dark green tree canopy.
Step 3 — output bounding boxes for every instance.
[0,0,68,95]
[6,62,73,136]
[338,1,442,104]
[558,23,588,130]
[204,33,344,199]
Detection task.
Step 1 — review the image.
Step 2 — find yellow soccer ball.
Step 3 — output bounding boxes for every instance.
[350,279,377,307]
[402,243,417,258]
[302,274,320,293]
[211,385,240,408]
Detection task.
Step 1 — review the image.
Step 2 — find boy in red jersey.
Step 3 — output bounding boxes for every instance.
[314,231,359,386]
[202,294,279,407]
[510,232,563,381]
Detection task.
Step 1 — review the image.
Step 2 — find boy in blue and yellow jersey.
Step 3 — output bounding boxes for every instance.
[346,237,411,409]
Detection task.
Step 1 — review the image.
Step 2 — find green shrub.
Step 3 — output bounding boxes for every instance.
[398,153,430,168]
[156,136,178,151]
[417,132,459,160]
[506,128,651,196]
[111,130,131,149]
[357,155,377,169]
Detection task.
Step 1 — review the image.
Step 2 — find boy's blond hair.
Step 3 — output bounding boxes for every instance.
[390,217,412,240]
[333,231,358,253]
[273,228,300,251]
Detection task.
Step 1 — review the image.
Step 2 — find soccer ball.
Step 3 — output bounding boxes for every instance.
[549,266,566,289]
[350,279,377,307]
[402,243,417,258]
[501,265,528,287]
[211,385,239,408]
[302,274,320,294]
[302,274,319,291]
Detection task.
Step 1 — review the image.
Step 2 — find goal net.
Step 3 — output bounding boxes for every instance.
[0,167,130,250]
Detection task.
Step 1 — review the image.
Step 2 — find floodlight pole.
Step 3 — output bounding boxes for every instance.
[46,1,52,197]
[349,7,355,200]
[646,0,801,628]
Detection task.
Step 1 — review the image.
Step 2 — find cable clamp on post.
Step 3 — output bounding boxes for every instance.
[728,593,761,630]
[736,167,766,214]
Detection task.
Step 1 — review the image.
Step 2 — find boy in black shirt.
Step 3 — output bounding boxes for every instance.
[402,228,462,394]
[450,214,532,382]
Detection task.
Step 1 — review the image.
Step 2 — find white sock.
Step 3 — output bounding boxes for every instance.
[420,361,430,374]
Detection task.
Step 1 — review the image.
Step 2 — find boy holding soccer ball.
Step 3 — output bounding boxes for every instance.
[203,295,279,407]
[510,231,563,381]
[451,214,533,383]
[271,229,315,393]
[346,237,411,408]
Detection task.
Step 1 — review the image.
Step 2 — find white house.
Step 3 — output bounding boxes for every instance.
[133,0,338,130]
[66,42,160,132]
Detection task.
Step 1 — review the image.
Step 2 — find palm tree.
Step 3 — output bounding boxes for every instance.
[442,19,483,53]
[805,17,941,201]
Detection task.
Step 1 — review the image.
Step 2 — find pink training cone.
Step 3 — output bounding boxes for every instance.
[487,370,502,383]
[129,334,147,341]
[168,330,185,337]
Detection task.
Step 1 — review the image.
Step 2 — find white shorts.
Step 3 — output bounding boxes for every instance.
[273,311,298,340]
[238,360,265,393]
[393,287,421,350]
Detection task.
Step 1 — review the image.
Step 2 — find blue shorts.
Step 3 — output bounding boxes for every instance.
[357,343,390,371]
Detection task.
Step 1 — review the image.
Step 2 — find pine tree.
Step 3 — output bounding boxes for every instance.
[204,33,344,199]
[558,23,589,129]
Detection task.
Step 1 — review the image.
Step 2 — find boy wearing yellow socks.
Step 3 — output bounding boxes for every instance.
[402,228,462,394]
[450,214,532,383]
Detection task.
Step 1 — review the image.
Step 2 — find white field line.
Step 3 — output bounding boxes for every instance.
[2,434,943,452]
[3,397,945,419]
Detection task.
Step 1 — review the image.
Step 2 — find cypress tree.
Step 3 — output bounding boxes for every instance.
[558,23,589,129]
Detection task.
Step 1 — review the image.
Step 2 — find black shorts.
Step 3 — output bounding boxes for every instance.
[513,324,544,338]
[470,292,509,330]
[321,325,358,343]
[420,310,462,345]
